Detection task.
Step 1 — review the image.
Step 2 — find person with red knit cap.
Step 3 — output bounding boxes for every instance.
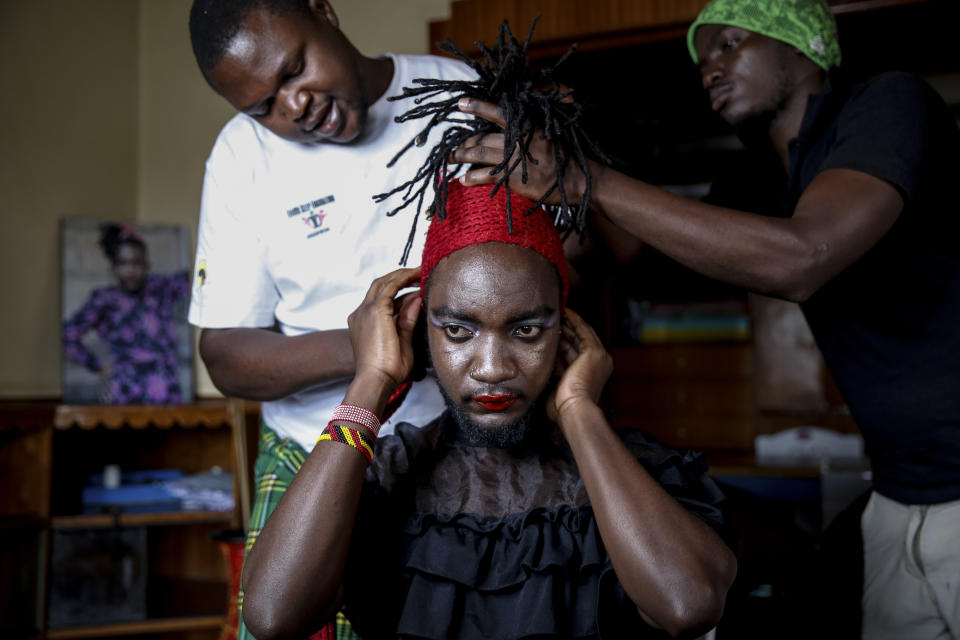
[239,180,736,640]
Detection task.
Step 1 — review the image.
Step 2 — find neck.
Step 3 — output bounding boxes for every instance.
[768,68,825,172]
[359,54,394,104]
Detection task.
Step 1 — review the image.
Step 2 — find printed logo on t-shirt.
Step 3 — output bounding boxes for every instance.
[287,195,334,239]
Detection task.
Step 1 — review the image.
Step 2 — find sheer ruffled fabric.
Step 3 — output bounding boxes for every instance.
[342,417,727,639]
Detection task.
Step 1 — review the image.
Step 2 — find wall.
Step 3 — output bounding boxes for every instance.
[137,0,234,234]
[335,0,451,57]
[0,0,139,397]
[1,0,452,399]
[136,0,235,398]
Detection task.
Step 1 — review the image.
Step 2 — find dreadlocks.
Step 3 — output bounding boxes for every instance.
[374,16,609,265]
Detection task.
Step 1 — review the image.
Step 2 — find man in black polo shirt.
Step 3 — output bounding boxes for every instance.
[452,1,960,637]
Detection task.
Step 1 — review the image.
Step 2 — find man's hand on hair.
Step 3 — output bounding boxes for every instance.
[451,98,589,207]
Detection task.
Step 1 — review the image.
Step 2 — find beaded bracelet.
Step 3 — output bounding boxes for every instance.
[316,421,375,463]
[331,404,381,438]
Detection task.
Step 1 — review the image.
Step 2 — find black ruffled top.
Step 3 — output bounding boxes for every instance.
[342,416,729,639]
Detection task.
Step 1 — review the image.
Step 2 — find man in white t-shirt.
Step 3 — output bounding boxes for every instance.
[187,1,473,636]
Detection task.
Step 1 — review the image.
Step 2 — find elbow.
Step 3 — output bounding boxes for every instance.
[778,271,819,303]
[764,239,832,303]
[241,586,320,640]
[656,581,731,639]
[198,330,230,393]
[240,556,288,640]
[198,329,251,399]
[649,552,738,638]
[242,606,284,640]
[241,564,341,640]
[241,590,289,640]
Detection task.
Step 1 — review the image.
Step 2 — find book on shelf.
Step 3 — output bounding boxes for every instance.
[626,299,751,343]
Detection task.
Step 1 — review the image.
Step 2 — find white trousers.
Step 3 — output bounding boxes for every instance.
[862,492,960,640]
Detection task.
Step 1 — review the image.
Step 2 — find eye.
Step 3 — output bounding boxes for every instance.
[282,60,305,84]
[721,37,739,52]
[513,325,543,340]
[443,324,474,341]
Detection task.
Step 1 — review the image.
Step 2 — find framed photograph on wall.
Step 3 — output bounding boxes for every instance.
[60,219,194,405]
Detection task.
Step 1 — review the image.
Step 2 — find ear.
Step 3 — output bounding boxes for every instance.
[308,0,339,29]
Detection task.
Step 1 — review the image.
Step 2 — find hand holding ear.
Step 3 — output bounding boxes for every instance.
[347,267,422,396]
[548,308,613,425]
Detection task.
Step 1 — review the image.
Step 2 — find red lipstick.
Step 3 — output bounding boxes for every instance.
[474,394,517,411]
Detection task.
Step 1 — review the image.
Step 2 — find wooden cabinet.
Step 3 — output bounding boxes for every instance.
[607,343,756,450]
[432,0,955,62]
[0,401,252,640]
[426,0,955,458]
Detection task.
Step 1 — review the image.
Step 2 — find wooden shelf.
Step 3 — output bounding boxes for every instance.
[0,400,254,638]
[830,0,931,14]
[0,515,46,531]
[0,628,41,640]
[0,400,56,435]
[431,0,942,59]
[52,510,234,530]
[53,401,242,431]
[45,615,224,639]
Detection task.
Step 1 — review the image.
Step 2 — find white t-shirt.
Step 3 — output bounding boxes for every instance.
[189,53,474,451]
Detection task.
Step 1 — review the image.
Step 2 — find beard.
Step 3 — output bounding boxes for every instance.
[730,46,795,139]
[438,384,546,449]
[338,59,371,144]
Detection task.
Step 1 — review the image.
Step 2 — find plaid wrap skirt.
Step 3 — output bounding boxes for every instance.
[237,420,359,640]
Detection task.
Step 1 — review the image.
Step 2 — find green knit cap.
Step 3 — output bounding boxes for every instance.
[687,0,841,72]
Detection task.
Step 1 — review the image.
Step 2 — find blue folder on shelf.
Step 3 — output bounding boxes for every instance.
[82,469,184,514]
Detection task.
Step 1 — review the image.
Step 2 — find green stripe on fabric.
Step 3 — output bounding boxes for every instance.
[236,419,360,640]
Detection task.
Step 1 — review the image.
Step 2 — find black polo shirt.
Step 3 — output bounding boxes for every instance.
[710,72,960,505]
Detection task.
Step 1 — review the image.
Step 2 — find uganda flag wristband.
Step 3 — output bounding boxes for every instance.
[317,421,375,463]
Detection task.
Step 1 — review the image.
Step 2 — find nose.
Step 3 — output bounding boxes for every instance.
[701,61,724,90]
[278,84,309,121]
[469,336,517,384]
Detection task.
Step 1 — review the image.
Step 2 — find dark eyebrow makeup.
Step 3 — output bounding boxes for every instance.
[428,305,558,332]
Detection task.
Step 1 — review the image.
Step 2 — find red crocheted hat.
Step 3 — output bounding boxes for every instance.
[420,181,569,306]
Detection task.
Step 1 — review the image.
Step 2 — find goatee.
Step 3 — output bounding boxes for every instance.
[438,385,543,449]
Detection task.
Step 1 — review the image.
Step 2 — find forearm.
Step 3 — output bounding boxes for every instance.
[588,163,825,300]
[199,327,355,400]
[241,371,393,639]
[559,400,736,636]
[63,337,101,372]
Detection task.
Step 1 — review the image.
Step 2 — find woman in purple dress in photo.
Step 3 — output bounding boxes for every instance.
[63,224,190,404]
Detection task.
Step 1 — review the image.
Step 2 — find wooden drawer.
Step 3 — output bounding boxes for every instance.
[608,378,753,415]
[610,344,752,378]
[609,411,755,451]
[606,343,755,450]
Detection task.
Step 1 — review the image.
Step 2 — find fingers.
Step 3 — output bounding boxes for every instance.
[457,97,506,128]
[557,316,580,363]
[565,309,613,388]
[460,132,505,151]
[450,143,509,178]
[563,308,603,351]
[395,292,422,332]
[392,289,419,315]
[459,166,502,187]
[363,267,421,305]
[558,314,583,365]
[556,309,611,379]
[556,335,579,371]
